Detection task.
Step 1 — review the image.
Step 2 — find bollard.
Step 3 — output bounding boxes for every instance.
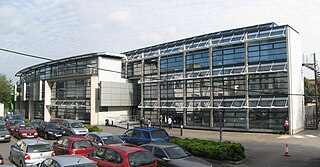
[111,120,113,126]
[127,122,129,129]
[180,125,183,136]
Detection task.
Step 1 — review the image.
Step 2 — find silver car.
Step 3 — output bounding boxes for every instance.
[36,155,97,167]
[9,138,54,167]
[85,132,124,146]
[62,120,88,136]
[0,124,10,142]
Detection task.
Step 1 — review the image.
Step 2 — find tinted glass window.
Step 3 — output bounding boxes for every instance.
[154,147,167,159]
[128,151,155,167]
[102,136,124,145]
[151,130,168,138]
[46,123,61,129]
[104,148,122,164]
[132,131,141,138]
[73,140,92,148]
[20,124,34,130]
[0,125,7,131]
[70,122,84,128]
[164,146,189,159]
[27,144,53,153]
[141,145,153,152]
[13,115,23,120]
[142,132,150,139]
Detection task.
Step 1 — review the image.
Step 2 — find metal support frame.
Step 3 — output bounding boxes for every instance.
[314,53,319,129]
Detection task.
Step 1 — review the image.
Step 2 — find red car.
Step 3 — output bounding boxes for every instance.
[87,143,157,167]
[13,123,38,139]
[5,120,19,135]
[52,136,94,156]
[50,118,65,127]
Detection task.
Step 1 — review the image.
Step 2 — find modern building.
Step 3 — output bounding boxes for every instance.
[121,22,304,134]
[15,52,138,125]
[15,22,304,134]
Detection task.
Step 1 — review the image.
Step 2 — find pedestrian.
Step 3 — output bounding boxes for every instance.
[159,115,163,128]
[140,116,144,127]
[164,115,167,128]
[284,117,289,135]
[148,118,152,127]
[168,116,173,129]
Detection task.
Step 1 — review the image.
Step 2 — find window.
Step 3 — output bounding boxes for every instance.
[141,145,153,152]
[153,147,167,159]
[62,138,69,147]
[143,132,150,139]
[91,147,105,159]
[125,130,133,137]
[41,159,52,167]
[72,140,92,149]
[104,148,122,163]
[132,131,141,138]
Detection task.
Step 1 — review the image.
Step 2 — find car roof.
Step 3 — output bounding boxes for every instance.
[64,136,88,141]
[21,138,49,145]
[51,155,94,166]
[132,127,163,131]
[101,144,147,154]
[87,132,116,137]
[142,142,178,148]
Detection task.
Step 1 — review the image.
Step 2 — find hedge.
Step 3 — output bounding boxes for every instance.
[170,136,245,161]
[84,124,102,132]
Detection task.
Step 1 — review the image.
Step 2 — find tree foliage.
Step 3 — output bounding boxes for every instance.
[0,74,14,109]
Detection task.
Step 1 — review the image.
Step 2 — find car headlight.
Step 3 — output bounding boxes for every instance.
[48,131,53,134]
[5,135,10,138]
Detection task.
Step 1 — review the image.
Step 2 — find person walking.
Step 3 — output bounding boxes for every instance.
[284,117,289,135]
[140,116,144,127]
[159,115,163,128]
[168,116,173,129]
[147,118,152,127]
[164,115,167,128]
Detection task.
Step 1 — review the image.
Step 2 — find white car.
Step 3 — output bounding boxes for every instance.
[9,138,54,167]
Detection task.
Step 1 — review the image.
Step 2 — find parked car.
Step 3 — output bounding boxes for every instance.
[61,120,88,136]
[13,123,38,139]
[4,114,13,122]
[87,143,157,167]
[6,120,20,135]
[0,154,3,164]
[0,124,10,142]
[9,138,55,167]
[37,155,97,167]
[141,143,212,167]
[36,122,65,140]
[49,118,66,127]
[30,119,44,129]
[85,132,124,146]
[52,136,94,156]
[11,115,25,123]
[0,117,6,124]
[120,127,170,145]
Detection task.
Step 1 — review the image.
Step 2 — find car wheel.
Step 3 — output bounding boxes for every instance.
[45,133,48,140]
[8,153,13,163]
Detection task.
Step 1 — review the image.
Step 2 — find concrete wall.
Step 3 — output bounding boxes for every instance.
[100,81,136,106]
[44,81,51,122]
[91,76,99,125]
[97,106,130,125]
[287,27,304,134]
[98,56,126,83]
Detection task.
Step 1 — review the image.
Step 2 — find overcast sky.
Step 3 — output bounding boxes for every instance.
[0,0,319,82]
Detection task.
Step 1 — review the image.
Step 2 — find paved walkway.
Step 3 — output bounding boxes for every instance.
[99,125,320,167]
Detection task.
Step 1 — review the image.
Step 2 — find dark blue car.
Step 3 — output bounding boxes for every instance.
[120,127,170,145]
[11,114,24,123]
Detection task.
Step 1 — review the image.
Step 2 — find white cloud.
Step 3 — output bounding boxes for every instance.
[106,10,131,24]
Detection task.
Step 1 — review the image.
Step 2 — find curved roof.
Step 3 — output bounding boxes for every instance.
[15,51,124,77]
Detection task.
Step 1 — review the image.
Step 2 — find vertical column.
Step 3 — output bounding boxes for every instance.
[43,81,51,122]
[209,39,214,128]
[244,32,250,130]
[183,44,187,127]
[39,80,43,101]
[140,53,145,119]
[90,76,99,125]
[157,49,161,119]
[28,100,34,120]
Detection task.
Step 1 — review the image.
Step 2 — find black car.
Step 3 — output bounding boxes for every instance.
[30,119,45,128]
[36,122,65,139]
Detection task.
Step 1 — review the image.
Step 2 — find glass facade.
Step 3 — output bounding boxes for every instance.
[123,23,291,131]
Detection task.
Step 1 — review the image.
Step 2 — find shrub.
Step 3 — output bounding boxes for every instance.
[170,136,245,161]
[84,124,102,132]
[24,119,30,123]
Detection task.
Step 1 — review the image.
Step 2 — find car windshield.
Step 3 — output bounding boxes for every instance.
[73,140,93,149]
[102,136,124,145]
[46,123,60,129]
[9,121,18,126]
[13,115,23,120]
[0,125,7,131]
[151,130,169,138]
[164,146,190,159]
[71,122,84,128]
[27,144,53,153]
[20,124,34,130]
[128,151,155,167]
[65,163,97,167]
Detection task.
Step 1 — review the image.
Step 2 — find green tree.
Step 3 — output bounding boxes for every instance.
[0,74,14,109]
